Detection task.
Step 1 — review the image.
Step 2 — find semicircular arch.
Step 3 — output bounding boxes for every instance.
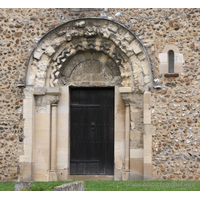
[26,18,153,93]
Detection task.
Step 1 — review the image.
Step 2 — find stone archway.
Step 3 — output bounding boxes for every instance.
[19,18,154,181]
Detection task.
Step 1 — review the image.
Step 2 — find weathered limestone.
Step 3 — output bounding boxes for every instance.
[54,181,84,191]
[144,91,151,124]
[123,104,130,181]
[26,18,153,93]
[50,105,58,171]
[56,86,69,181]
[130,149,144,180]
[114,86,125,180]
[15,182,31,191]
[34,106,51,181]
[143,92,153,180]
[19,89,35,182]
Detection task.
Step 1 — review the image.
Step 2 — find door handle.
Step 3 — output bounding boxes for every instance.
[90,123,96,131]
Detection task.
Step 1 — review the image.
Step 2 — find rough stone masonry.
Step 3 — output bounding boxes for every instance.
[0,8,200,181]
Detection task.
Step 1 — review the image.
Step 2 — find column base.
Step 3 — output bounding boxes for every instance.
[49,170,58,181]
[122,170,130,181]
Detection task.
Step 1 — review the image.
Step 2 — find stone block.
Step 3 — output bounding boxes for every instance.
[130,108,140,119]
[114,169,123,180]
[124,31,134,43]
[144,124,156,135]
[144,76,151,84]
[15,182,31,191]
[138,52,146,61]
[130,158,143,180]
[115,156,123,169]
[34,87,47,95]
[23,99,34,119]
[56,169,69,181]
[159,63,168,74]
[159,53,167,63]
[34,78,45,87]
[24,87,34,99]
[108,23,118,33]
[46,87,61,95]
[49,170,58,181]
[130,131,142,140]
[143,163,152,180]
[119,87,132,93]
[130,40,143,54]
[130,140,143,149]
[141,59,150,75]
[175,54,184,63]
[34,50,44,60]
[130,149,143,159]
[45,46,55,56]
[144,110,151,124]
[54,181,84,191]
[163,44,179,53]
[17,162,32,182]
[144,91,151,104]
[122,171,130,181]
[174,63,183,73]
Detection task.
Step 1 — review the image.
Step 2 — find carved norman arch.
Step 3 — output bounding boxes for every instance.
[26,18,152,92]
[20,18,154,182]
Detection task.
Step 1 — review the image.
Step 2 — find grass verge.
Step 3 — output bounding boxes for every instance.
[0,180,199,191]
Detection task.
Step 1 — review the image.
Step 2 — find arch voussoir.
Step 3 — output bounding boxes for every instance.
[26,18,153,93]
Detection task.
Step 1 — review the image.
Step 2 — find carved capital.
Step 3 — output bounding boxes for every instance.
[48,95,60,105]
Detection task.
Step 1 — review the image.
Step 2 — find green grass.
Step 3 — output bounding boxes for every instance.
[0,181,15,191]
[84,180,200,191]
[0,180,200,191]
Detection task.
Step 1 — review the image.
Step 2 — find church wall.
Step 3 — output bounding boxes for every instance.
[0,8,199,180]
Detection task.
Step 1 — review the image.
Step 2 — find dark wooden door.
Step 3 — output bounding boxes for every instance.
[70,88,114,175]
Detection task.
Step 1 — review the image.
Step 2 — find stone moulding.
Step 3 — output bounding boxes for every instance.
[25,18,153,93]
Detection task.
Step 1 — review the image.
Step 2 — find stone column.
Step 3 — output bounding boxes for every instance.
[19,87,35,182]
[119,87,131,181]
[143,91,153,180]
[122,103,130,180]
[125,104,130,171]
[46,88,61,181]
[51,104,58,170]
[114,86,125,180]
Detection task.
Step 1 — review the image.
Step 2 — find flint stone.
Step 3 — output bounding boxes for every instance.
[5,93,11,99]
[14,32,22,37]
[165,83,176,87]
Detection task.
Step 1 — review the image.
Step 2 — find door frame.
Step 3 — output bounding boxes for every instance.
[57,85,126,180]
